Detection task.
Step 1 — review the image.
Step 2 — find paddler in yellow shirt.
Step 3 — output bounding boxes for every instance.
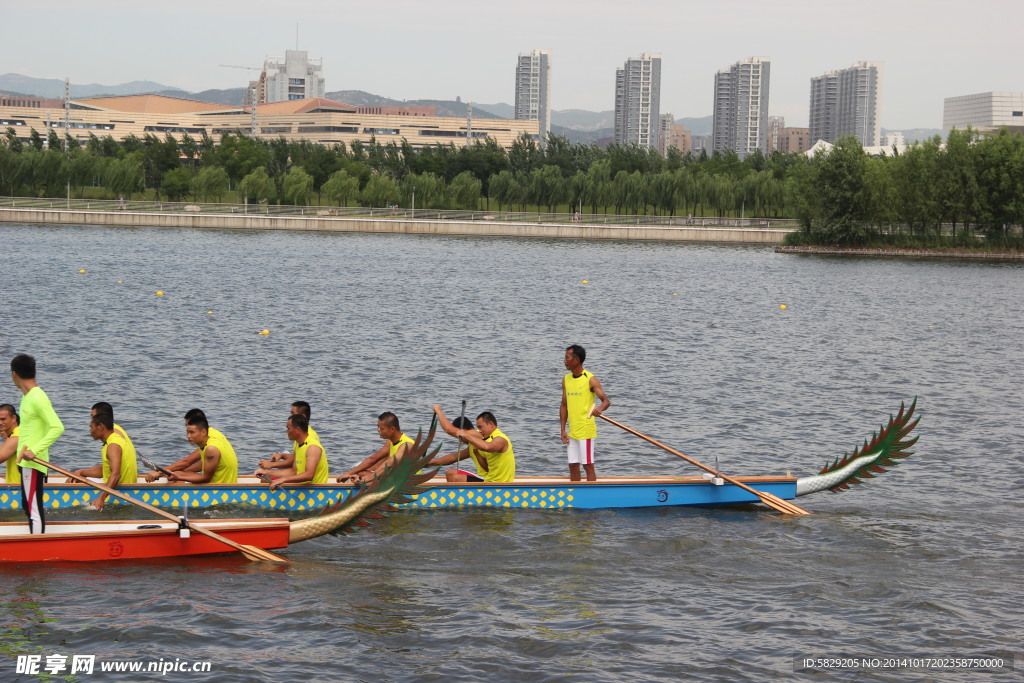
[256,413,328,489]
[0,403,20,484]
[257,401,319,473]
[143,408,227,482]
[336,412,414,484]
[431,405,515,483]
[167,414,238,484]
[67,411,138,510]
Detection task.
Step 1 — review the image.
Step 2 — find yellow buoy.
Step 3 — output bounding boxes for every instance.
[117,280,122,284]
[78,269,86,274]
[779,304,787,310]
[259,329,270,335]
[673,293,678,296]
[207,311,213,315]
[582,280,589,284]
[156,291,164,296]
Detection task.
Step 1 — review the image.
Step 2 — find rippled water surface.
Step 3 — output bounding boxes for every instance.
[0,223,1021,681]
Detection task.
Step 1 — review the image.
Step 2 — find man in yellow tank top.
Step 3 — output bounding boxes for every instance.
[560,344,611,482]
[256,413,329,488]
[167,414,238,484]
[67,411,138,510]
[432,405,515,482]
[143,408,227,481]
[0,404,20,485]
[336,411,413,484]
[427,415,486,481]
[258,401,319,474]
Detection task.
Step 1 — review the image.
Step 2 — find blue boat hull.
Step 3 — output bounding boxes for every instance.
[0,476,798,513]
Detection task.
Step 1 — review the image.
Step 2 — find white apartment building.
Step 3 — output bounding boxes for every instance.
[943,92,1024,131]
[711,56,770,158]
[614,53,662,148]
[264,50,325,103]
[809,62,883,147]
[514,49,551,143]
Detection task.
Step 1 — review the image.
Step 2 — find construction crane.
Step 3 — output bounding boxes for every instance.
[219,65,264,136]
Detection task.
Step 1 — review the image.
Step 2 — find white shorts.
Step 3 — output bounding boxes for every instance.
[567,438,595,465]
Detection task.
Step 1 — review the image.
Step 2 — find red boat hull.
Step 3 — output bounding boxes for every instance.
[0,519,291,562]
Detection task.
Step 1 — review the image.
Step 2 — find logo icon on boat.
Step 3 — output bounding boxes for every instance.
[656,490,668,502]
[108,541,125,558]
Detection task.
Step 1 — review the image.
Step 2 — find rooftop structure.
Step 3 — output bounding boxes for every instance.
[0,94,537,151]
[263,50,325,103]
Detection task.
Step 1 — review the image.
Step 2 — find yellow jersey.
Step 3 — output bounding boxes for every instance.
[388,433,415,458]
[5,425,20,484]
[199,432,238,484]
[478,428,515,483]
[564,370,598,440]
[293,435,329,484]
[102,431,138,484]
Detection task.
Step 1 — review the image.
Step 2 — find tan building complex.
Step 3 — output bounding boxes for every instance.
[0,94,539,151]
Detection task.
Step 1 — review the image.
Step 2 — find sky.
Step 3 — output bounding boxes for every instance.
[2,0,1019,130]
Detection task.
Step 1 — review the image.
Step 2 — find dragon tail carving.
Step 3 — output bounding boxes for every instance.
[288,415,440,543]
[795,398,919,497]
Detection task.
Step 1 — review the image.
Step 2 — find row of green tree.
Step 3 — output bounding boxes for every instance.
[2,125,1023,246]
[787,128,1024,245]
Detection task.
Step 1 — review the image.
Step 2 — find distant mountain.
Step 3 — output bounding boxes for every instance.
[477,102,514,118]
[325,90,500,119]
[0,73,185,99]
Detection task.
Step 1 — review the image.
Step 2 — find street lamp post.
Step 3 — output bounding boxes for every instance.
[411,186,415,218]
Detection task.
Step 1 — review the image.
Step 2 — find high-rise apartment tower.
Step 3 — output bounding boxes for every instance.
[711,57,770,158]
[514,49,551,143]
[809,62,882,146]
[614,53,662,148]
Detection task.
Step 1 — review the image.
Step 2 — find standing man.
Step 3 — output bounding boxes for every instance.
[256,413,328,489]
[336,412,414,483]
[68,411,138,510]
[11,354,65,534]
[0,404,20,484]
[559,345,610,482]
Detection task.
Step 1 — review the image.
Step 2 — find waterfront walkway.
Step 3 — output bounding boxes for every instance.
[0,197,795,244]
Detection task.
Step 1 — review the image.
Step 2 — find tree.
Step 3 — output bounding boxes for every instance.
[402,172,443,210]
[322,169,360,207]
[360,173,401,208]
[105,153,145,199]
[282,166,314,205]
[237,167,272,205]
[161,167,192,202]
[447,171,482,210]
[811,136,872,244]
[191,165,229,202]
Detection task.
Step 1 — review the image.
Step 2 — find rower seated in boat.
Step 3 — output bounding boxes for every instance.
[143,409,235,483]
[431,405,515,483]
[336,412,413,484]
[257,401,320,473]
[65,411,138,510]
[163,413,238,484]
[255,413,328,489]
[0,404,20,484]
[427,415,488,482]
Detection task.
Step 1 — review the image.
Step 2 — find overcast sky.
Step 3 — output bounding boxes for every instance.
[4,0,1018,129]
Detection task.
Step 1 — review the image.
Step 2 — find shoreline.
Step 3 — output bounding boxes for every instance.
[0,207,788,244]
[775,244,1024,261]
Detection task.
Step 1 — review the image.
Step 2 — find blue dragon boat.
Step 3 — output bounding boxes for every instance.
[0,401,917,515]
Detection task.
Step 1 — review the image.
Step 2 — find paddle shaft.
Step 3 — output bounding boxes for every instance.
[457,400,467,465]
[139,455,173,479]
[597,414,809,515]
[31,458,288,561]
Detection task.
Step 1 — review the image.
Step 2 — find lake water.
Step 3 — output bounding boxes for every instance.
[0,222,1020,681]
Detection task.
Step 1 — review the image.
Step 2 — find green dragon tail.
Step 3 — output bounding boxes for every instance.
[288,415,441,543]
[795,398,919,497]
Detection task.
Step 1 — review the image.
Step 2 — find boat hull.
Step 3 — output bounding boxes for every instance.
[0,476,798,512]
[0,519,291,562]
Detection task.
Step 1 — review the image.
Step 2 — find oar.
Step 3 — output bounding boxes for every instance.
[139,454,174,479]
[32,458,289,562]
[596,414,811,516]
[456,399,467,469]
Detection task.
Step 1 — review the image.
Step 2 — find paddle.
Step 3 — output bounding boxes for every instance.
[31,458,289,562]
[139,454,174,480]
[596,414,811,516]
[456,399,467,469]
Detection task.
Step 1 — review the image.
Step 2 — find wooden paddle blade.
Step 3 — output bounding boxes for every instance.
[757,491,811,515]
[240,544,289,563]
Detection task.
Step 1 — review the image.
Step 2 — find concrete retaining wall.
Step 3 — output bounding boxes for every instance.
[0,208,791,244]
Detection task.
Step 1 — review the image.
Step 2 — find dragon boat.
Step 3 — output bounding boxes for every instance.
[0,424,439,562]
[0,400,919,517]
